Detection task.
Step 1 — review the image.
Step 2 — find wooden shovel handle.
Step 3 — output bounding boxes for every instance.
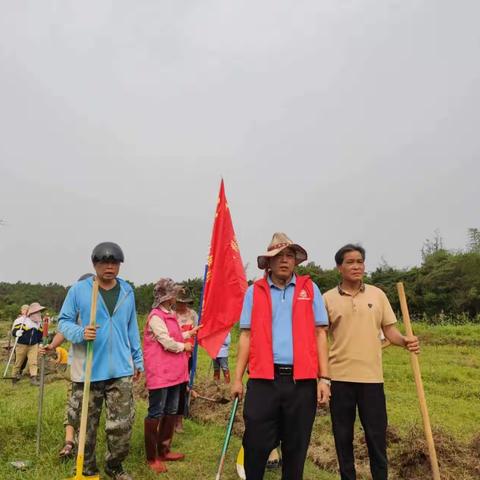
[75,279,99,475]
[396,282,441,480]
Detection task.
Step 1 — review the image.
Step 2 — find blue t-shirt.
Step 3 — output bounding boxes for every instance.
[239,274,328,364]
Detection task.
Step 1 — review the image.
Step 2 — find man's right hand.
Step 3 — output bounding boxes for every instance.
[39,344,54,356]
[184,342,193,353]
[231,379,244,400]
[84,325,97,341]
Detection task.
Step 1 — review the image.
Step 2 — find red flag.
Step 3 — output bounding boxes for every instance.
[197,180,247,358]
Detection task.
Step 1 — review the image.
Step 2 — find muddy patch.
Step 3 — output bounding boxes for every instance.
[161,379,480,480]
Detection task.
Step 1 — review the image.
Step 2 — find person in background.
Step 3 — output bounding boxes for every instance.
[39,272,94,461]
[212,332,231,383]
[40,330,75,459]
[12,302,47,386]
[173,289,199,433]
[9,304,29,375]
[143,278,201,474]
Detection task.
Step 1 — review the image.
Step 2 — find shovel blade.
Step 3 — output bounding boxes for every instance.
[65,475,100,480]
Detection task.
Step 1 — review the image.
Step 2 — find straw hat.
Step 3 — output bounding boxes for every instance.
[152,278,182,308]
[257,232,308,270]
[27,302,46,316]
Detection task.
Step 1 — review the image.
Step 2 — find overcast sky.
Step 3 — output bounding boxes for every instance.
[1,1,479,286]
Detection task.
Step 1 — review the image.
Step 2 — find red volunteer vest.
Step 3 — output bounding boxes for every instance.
[249,275,319,380]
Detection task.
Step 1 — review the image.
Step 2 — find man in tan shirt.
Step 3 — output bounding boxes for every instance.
[323,244,419,480]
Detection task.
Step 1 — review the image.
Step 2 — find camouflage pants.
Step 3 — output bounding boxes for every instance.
[63,380,73,427]
[69,376,135,475]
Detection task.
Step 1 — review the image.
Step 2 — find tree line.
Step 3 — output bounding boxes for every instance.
[1,230,479,324]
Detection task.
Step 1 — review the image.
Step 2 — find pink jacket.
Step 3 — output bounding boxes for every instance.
[143,308,189,390]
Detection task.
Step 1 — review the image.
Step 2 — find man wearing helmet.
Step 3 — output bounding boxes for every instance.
[58,242,144,480]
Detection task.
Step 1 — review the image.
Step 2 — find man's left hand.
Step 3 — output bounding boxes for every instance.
[404,335,420,354]
[133,369,142,382]
[317,382,331,406]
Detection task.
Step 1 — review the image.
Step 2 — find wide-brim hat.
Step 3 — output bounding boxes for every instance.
[152,278,183,308]
[27,302,46,316]
[257,232,308,270]
[176,289,193,304]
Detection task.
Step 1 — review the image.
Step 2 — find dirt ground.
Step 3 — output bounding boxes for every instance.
[135,378,480,480]
[4,339,478,480]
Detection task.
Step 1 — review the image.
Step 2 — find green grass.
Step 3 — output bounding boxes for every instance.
[383,343,480,441]
[0,322,479,479]
[0,335,334,480]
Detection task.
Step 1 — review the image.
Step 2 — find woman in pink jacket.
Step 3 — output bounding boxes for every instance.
[143,278,201,474]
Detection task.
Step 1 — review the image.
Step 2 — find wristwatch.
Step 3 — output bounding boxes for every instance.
[319,376,331,386]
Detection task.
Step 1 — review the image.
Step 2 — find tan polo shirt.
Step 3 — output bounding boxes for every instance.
[323,284,397,383]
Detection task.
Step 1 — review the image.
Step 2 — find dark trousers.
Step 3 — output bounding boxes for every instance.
[147,384,181,418]
[330,381,388,480]
[243,375,317,480]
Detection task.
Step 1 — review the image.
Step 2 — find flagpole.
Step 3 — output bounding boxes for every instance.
[189,263,208,387]
[185,263,208,417]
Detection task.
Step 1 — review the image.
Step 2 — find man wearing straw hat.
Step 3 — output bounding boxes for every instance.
[58,242,144,480]
[232,232,331,480]
[323,244,420,480]
[11,302,46,385]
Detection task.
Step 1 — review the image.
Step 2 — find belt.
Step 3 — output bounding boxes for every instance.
[274,364,293,376]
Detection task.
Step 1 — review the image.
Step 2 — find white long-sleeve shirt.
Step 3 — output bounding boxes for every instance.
[149,314,191,353]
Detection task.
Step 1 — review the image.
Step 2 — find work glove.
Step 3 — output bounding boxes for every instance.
[15,329,23,338]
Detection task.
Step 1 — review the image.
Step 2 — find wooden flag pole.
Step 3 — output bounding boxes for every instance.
[396,282,441,480]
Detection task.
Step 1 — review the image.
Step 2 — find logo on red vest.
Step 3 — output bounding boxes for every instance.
[297,289,311,301]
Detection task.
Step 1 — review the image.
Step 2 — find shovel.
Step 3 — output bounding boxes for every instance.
[195,393,230,404]
[215,396,239,480]
[66,279,100,480]
[36,316,49,454]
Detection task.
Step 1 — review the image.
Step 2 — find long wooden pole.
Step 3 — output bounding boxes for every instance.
[396,282,441,480]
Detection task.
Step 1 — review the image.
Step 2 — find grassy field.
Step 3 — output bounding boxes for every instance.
[0,321,479,479]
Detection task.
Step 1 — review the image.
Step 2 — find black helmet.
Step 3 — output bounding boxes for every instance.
[91,242,125,264]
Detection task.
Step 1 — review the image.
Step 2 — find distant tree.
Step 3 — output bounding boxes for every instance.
[415,249,480,317]
[0,281,67,321]
[134,283,154,315]
[369,261,420,313]
[296,262,339,293]
[421,229,445,261]
[467,228,480,253]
